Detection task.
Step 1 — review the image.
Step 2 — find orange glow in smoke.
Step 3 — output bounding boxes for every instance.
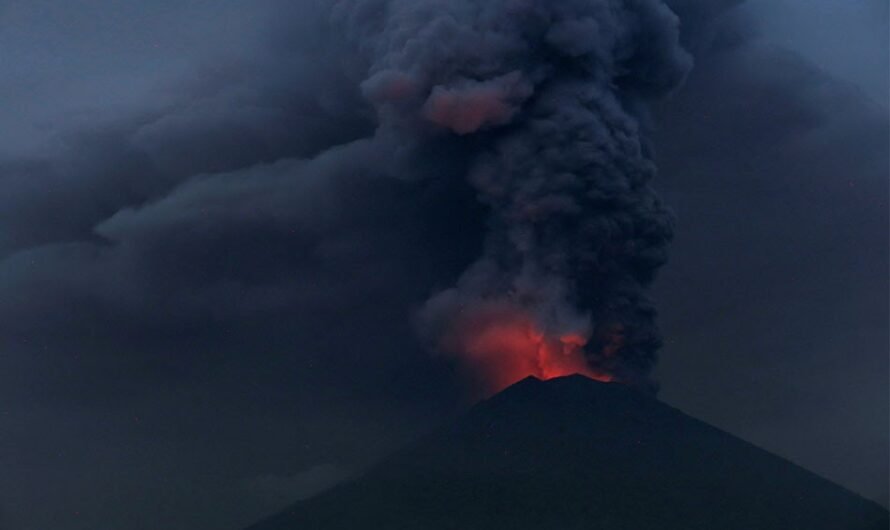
[442,309,613,395]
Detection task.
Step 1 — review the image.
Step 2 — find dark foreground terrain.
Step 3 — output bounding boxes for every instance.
[248,375,888,529]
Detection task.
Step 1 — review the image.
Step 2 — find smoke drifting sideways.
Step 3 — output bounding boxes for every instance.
[2,1,886,527]
[0,0,692,402]
[334,0,692,393]
[0,0,691,408]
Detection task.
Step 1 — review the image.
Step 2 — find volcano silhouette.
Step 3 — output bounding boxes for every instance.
[247,375,888,529]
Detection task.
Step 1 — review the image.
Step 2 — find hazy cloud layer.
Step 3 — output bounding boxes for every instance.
[0,1,886,528]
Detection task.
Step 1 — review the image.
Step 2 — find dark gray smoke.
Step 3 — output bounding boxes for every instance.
[2,1,886,528]
[333,0,692,387]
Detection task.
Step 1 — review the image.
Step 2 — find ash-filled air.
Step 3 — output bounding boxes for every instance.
[334,0,692,392]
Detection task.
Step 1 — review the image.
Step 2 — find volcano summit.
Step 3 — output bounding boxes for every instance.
[246,376,888,529]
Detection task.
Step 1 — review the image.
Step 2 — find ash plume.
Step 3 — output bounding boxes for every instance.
[2,1,888,527]
[335,0,692,389]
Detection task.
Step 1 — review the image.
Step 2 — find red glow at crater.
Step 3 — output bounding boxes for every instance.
[441,307,613,396]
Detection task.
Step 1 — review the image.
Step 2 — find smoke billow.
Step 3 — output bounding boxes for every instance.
[3,1,887,527]
[334,0,692,391]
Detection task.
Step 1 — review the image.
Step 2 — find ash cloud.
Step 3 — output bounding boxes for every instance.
[334,0,693,387]
[0,0,886,528]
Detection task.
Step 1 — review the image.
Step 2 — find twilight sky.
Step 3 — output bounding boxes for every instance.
[0,1,887,529]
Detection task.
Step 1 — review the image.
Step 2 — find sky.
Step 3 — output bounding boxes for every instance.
[0,1,887,529]
[742,0,889,107]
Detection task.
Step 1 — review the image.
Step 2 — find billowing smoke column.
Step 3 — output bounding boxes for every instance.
[335,0,692,394]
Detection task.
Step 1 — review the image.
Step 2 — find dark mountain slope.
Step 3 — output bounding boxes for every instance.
[248,375,889,529]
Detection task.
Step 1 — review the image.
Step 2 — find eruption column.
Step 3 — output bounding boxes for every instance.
[336,0,692,393]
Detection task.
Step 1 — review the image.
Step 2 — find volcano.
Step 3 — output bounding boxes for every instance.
[246,376,888,529]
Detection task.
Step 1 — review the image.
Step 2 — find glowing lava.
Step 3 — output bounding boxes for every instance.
[440,307,613,396]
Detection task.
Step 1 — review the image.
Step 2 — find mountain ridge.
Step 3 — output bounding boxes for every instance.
[247,375,889,529]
